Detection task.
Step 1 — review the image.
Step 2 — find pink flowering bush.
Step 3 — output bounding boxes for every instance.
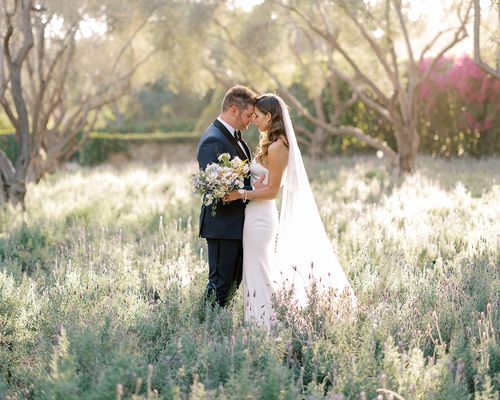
[418,55,500,157]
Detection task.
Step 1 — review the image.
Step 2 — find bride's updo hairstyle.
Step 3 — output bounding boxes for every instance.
[255,94,289,164]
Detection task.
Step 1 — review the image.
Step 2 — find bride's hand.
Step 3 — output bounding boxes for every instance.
[223,190,241,202]
[253,175,266,189]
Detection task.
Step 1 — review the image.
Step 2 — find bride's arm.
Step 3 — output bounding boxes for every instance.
[224,141,288,202]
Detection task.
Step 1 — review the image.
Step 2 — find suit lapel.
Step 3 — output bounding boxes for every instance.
[213,119,249,161]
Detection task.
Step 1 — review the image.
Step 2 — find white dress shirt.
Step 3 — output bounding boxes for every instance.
[216,117,254,190]
[217,117,248,156]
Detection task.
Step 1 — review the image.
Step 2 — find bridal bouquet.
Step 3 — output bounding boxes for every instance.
[191,153,250,216]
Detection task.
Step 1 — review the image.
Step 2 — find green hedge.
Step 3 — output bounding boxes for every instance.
[0,131,199,166]
[88,131,199,141]
[79,132,199,166]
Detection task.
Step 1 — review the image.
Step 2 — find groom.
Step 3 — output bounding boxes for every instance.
[197,85,260,307]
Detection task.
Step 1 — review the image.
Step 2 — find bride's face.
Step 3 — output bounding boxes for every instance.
[252,108,271,132]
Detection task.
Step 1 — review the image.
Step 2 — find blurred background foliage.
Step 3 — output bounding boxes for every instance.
[0,0,498,168]
[2,53,498,166]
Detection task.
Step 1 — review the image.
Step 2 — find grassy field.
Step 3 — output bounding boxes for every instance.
[0,156,499,399]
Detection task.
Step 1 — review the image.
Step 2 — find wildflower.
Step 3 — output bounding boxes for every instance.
[191,153,249,216]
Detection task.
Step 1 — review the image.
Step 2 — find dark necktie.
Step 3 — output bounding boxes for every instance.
[234,130,250,159]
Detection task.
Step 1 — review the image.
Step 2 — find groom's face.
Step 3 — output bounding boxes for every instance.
[234,105,255,131]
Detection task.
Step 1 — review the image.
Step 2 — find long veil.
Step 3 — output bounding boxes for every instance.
[274,96,356,307]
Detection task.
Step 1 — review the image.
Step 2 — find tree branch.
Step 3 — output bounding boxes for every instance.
[473,0,500,79]
[3,14,14,66]
[44,22,78,84]
[14,0,34,66]
[0,148,15,182]
[1,98,18,130]
[392,0,415,66]
[110,6,157,75]
[326,47,358,122]
[295,125,313,141]
[295,126,313,147]
[340,1,398,87]
[421,0,472,82]
[275,75,397,162]
[274,0,391,105]
[37,26,77,138]
[330,125,397,160]
[419,27,459,61]
[213,7,396,161]
[332,66,392,123]
[0,38,6,102]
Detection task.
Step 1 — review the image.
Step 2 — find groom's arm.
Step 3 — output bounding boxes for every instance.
[197,135,226,170]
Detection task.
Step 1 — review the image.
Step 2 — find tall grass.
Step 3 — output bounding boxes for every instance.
[0,156,498,399]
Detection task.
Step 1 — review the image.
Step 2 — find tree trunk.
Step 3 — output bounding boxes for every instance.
[0,150,25,207]
[308,126,330,160]
[0,174,26,207]
[307,95,331,160]
[9,69,31,166]
[7,180,26,207]
[5,66,31,206]
[394,122,419,173]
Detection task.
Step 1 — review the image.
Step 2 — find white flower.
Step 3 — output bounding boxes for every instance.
[231,157,242,168]
[191,154,249,215]
[206,163,217,172]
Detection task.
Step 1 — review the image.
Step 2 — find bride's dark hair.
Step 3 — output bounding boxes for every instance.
[255,94,289,164]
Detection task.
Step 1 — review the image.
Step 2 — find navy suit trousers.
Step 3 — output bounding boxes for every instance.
[205,238,243,307]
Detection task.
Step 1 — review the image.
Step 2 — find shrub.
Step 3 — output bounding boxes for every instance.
[418,55,500,157]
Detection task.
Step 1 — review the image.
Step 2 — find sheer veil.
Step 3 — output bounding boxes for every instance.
[274,96,356,307]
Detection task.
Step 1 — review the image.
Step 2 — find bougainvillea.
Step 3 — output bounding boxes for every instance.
[418,55,500,157]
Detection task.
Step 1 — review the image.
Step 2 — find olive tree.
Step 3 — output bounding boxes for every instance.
[268,0,473,173]
[0,0,160,206]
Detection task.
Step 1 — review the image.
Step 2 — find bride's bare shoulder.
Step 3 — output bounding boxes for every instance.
[268,138,288,153]
[268,139,289,166]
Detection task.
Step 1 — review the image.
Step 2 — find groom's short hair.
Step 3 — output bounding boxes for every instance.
[221,85,258,112]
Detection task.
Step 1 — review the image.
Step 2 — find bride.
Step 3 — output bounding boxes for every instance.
[224,94,355,329]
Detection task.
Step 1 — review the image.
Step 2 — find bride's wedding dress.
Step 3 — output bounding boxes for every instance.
[243,160,277,329]
[242,96,356,330]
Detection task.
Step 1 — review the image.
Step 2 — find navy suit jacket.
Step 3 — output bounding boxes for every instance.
[196,119,253,239]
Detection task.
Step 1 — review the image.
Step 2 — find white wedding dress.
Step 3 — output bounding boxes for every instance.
[242,96,356,331]
[242,160,278,329]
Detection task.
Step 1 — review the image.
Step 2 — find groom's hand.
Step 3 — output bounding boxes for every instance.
[253,175,266,190]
